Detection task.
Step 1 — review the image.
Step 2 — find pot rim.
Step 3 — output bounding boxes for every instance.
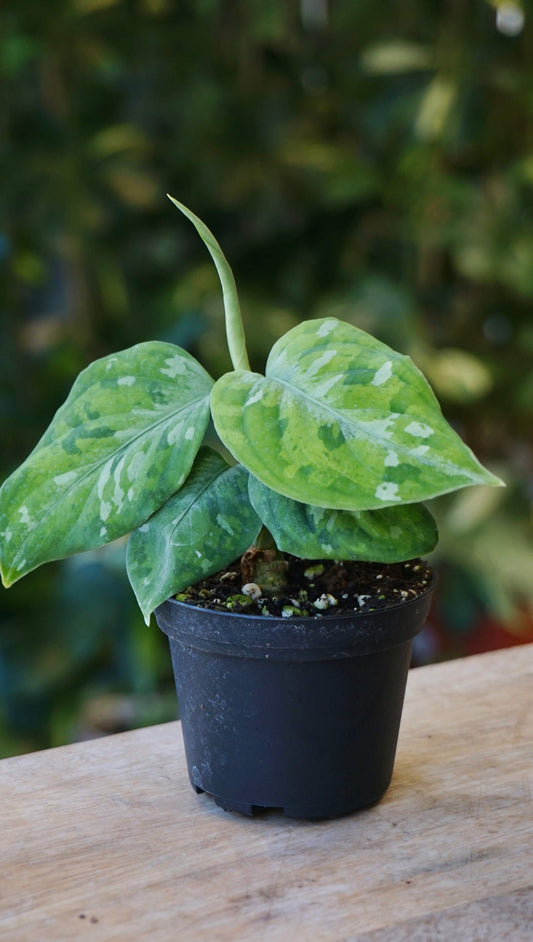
[155,569,437,660]
[162,569,437,623]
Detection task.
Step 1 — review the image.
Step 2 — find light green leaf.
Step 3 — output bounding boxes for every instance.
[0,342,213,586]
[248,476,438,563]
[126,448,261,622]
[211,317,503,512]
[167,195,250,372]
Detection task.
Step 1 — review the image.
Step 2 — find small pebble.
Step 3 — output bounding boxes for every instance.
[282,605,306,617]
[304,564,325,580]
[242,583,262,600]
[220,570,238,582]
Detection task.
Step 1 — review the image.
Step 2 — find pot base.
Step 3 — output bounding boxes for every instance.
[191,782,386,821]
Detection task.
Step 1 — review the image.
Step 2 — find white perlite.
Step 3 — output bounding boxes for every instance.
[242,583,262,600]
[313,593,338,610]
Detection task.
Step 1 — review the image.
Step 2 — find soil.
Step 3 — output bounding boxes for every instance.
[175,556,434,618]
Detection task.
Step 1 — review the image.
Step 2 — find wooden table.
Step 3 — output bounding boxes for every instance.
[1,645,532,941]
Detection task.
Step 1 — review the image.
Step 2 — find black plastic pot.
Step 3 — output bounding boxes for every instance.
[155,578,435,820]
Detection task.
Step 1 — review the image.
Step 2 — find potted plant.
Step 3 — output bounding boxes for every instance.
[0,199,502,819]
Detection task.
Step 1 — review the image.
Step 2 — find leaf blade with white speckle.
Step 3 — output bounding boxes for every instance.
[248,476,438,562]
[211,317,502,511]
[126,448,261,621]
[0,342,213,586]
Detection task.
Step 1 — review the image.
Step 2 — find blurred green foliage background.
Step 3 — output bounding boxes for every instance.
[1,0,532,757]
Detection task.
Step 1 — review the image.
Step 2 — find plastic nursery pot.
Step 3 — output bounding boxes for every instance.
[155,576,435,821]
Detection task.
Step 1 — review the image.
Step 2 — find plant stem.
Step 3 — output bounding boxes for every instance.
[255,525,276,550]
[241,529,289,596]
[167,196,250,372]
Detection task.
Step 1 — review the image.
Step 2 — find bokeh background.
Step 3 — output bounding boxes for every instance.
[1,0,532,757]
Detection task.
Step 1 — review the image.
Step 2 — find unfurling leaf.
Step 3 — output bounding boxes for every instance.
[126,448,261,622]
[167,196,249,372]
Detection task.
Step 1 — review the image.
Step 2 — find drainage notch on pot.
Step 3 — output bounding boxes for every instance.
[155,577,435,820]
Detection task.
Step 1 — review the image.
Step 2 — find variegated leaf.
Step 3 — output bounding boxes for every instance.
[0,342,213,586]
[248,476,438,563]
[126,448,261,622]
[211,317,502,511]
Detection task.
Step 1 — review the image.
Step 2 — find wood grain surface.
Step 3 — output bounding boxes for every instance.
[1,644,532,941]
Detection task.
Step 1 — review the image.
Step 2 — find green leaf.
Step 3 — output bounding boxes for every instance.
[167,195,250,372]
[126,448,261,622]
[0,342,213,586]
[211,317,503,511]
[248,476,438,563]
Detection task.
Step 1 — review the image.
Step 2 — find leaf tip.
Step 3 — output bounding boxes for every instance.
[167,193,186,214]
[0,564,15,589]
[479,467,506,489]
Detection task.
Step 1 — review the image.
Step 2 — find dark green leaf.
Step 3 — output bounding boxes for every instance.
[126,448,261,622]
[248,476,438,562]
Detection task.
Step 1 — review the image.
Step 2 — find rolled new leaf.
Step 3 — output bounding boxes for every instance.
[127,448,261,622]
[0,342,213,586]
[211,317,503,511]
[248,476,438,563]
[167,196,250,373]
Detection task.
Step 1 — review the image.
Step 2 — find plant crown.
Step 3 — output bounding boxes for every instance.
[0,199,503,621]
